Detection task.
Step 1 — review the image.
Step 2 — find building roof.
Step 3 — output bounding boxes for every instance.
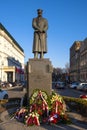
[0,23,24,53]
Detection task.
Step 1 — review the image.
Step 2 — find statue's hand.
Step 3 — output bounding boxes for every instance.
[39,30,45,33]
[39,29,42,32]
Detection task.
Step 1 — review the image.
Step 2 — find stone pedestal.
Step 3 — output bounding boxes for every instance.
[27,58,53,98]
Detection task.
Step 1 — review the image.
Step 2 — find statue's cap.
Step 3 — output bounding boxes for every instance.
[37,9,43,13]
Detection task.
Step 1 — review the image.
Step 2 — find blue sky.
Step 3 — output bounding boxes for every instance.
[0,0,87,68]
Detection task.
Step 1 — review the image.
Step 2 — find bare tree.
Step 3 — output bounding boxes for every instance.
[65,62,70,73]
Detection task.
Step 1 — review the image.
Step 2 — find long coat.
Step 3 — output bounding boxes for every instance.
[32,16,48,53]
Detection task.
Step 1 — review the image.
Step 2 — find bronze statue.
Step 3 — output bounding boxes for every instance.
[32,9,48,59]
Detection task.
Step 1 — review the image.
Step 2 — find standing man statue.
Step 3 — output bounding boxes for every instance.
[32,9,48,59]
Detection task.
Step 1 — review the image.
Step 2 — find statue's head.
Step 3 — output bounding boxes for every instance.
[37,9,43,16]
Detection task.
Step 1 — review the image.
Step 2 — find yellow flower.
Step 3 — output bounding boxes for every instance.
[51,94,63,104]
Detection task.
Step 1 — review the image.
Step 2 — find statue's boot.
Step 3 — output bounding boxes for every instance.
[34,52,38,58]
[40,52,44,59]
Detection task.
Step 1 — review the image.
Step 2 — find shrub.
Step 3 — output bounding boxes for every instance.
[63,96,87,117]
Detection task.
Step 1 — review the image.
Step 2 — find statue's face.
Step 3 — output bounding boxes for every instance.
[38,12,42,17]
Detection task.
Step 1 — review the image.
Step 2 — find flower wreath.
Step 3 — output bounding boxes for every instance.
[25,112,40,126]
[50,92,65,116]
[14,89,71,126]
[30,89,49,105]
[50,92,64,104]
[29,89,50,118]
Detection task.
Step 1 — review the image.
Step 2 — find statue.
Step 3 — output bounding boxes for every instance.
[32,9,48,59]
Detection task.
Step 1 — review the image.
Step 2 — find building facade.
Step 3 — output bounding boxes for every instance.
[80,38,87,82]
[0,23,25,83]
[70,38,87,82]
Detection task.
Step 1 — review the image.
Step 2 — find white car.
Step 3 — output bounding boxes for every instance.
[55,81,65,89]
[69,82,79,89]
[0,89,8,99]
[77,83,87,90]
[83,84,87,92]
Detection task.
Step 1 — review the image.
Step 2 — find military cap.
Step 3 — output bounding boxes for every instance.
[37,9,43,13]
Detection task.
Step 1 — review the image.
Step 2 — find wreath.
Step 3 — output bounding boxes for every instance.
[14,89,71,126]
[30,89,49,105]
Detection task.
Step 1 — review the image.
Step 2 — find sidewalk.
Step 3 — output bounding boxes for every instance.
[1,85,22,91]
[0,108,87,130]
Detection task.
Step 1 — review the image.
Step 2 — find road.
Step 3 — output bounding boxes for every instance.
[55,87,87,98]
[6,86,26,99]
[6,85,87,99]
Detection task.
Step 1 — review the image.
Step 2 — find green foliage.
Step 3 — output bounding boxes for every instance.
[63,96,87,117]
[29,89,50,105]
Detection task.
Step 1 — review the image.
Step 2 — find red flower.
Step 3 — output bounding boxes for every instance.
[38,110,42,115]
[48,113,60,124]
[26,116,33,126]
[80,95,87,98]
[33,117,40,126]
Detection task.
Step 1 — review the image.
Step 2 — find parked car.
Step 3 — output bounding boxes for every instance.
[9,82,17,87]
[55,81,65,89]
[0,82,8,88]
[0,89,8,99]
[82,84,87,92]
[0,82,13,88]
[69,82,79,89]
[76,83,87,90]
